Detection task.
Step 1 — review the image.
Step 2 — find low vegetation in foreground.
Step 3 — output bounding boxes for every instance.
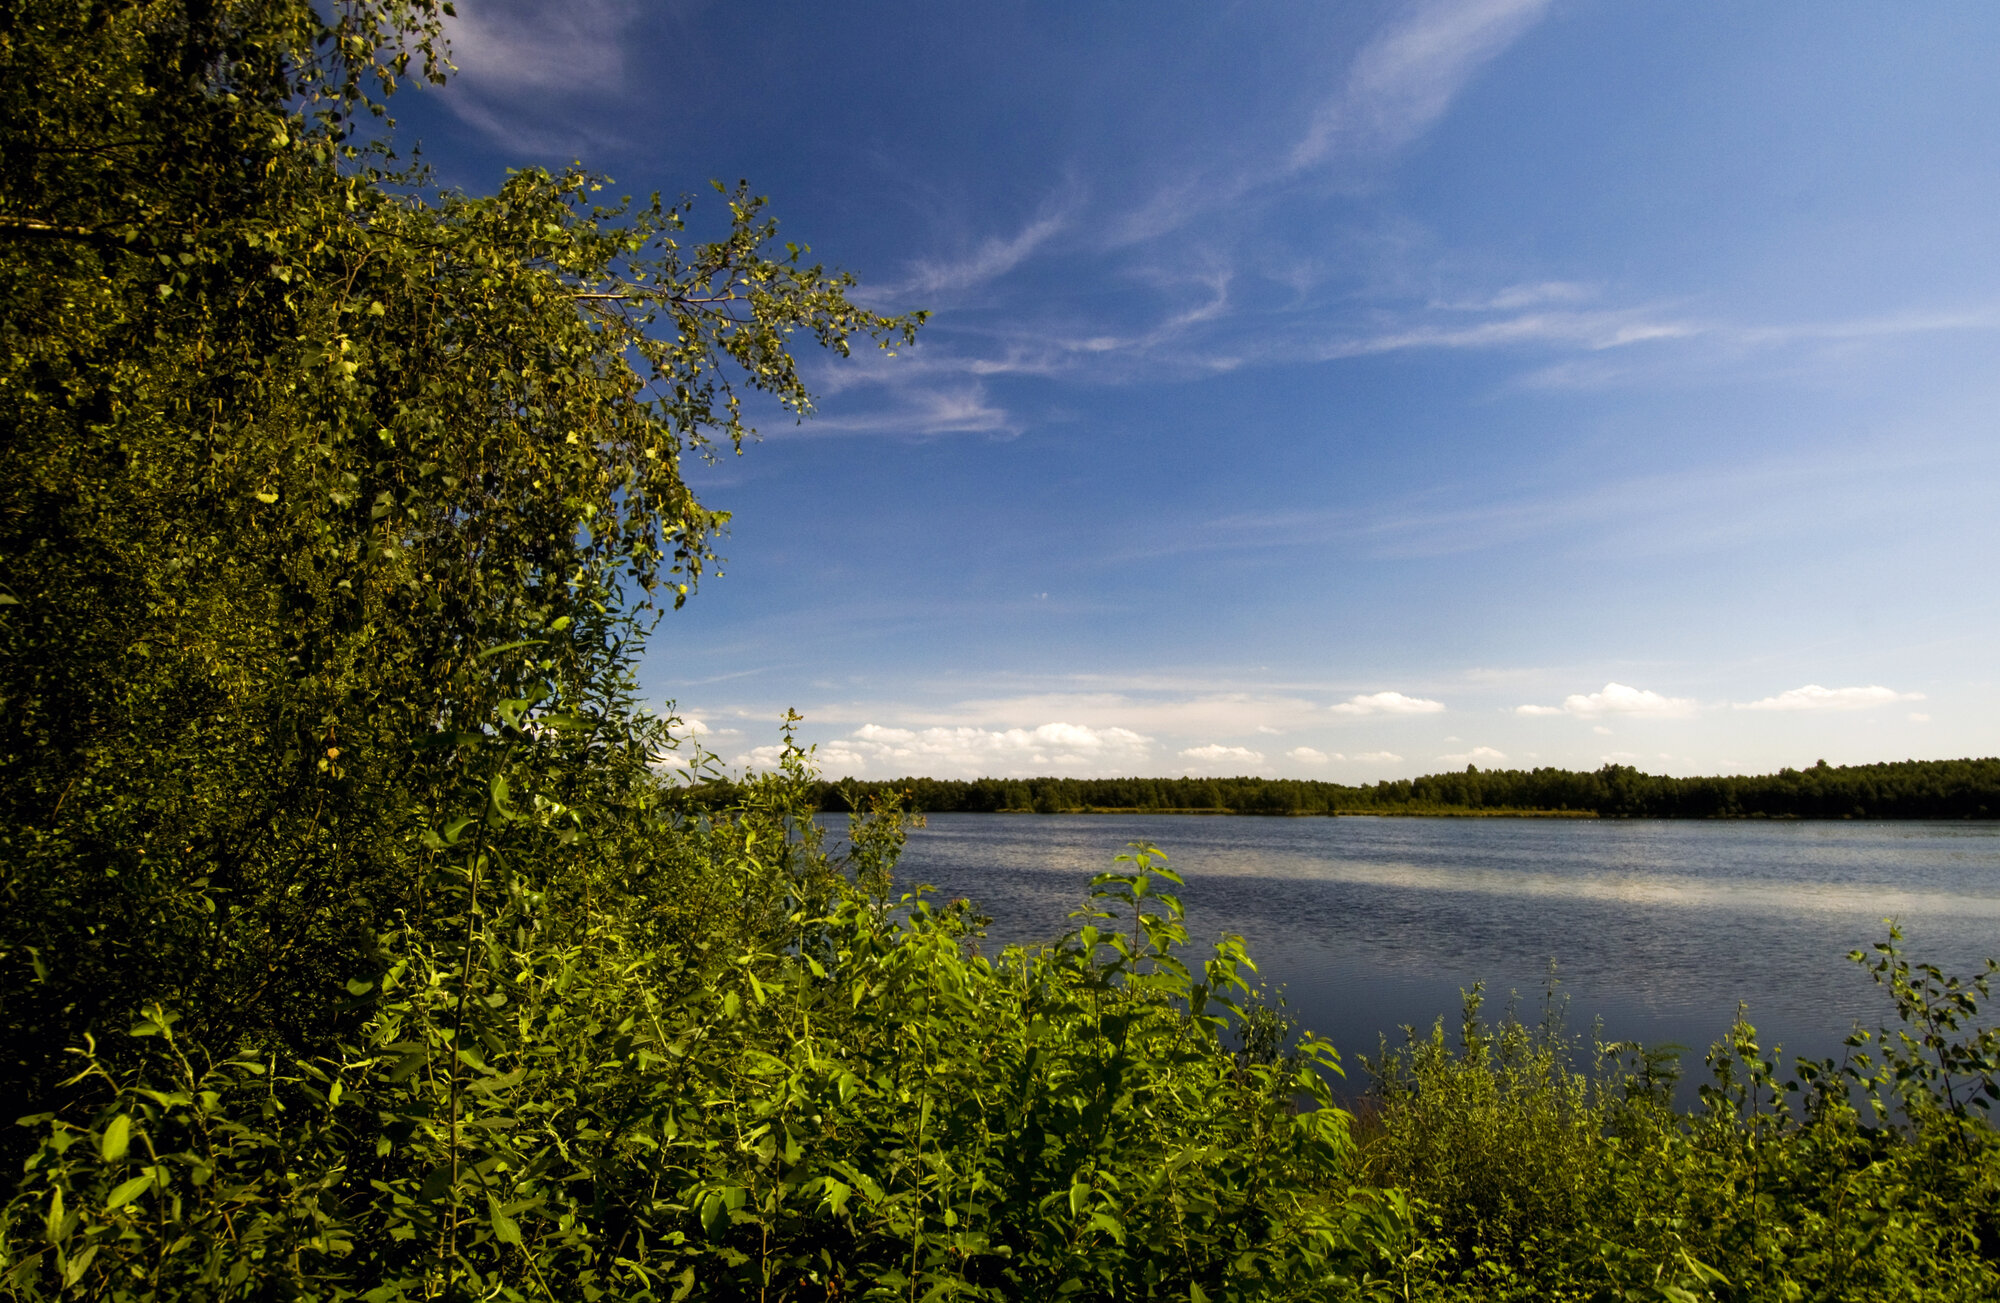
[4,753,1999,1300]
[1357,937,2000,1301]
[3,4,1998,1298]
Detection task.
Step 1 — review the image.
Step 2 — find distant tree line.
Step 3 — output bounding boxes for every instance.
[779,757,2000,819]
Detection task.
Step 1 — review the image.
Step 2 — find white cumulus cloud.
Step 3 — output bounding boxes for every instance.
[1180,743,1265,766]
[1439,746,1508,765]
[1330,690,1446,716]
[733,744,788,771]
[1516,682,1697,719]
[1734,685,1925,712]
[1287,746,1331,763]
[1353,751,1405,764]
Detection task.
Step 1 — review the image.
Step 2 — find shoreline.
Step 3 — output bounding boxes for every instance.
[986,807,1601,818]
[967,807,1986,820]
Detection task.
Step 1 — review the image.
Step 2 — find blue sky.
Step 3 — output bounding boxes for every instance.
[404,1,2000,781]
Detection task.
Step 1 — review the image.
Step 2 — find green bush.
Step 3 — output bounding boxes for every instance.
[1359,982,1607,1282]
[1360,941,2000,1302]
[0,735,1398,1300]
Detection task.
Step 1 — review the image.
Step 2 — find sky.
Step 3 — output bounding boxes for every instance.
[399,0,2000,782]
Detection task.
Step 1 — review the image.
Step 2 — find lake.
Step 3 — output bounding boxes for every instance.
[883,813,2000,1092]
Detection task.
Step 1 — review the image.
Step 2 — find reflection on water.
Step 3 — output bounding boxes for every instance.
[879,814,2000,1084]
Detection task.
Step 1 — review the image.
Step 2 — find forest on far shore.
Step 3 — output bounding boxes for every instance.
[786,756,2000,819]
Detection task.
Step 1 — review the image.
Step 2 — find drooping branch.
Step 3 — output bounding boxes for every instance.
[0,216,121,244]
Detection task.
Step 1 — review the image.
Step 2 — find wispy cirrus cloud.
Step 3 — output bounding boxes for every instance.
[833,2,1992,438]
[1318,307,1701,360]
[445,0,639,92]
[843,275,1990,434]
[885,199,1077,299]
[798,381,1021,439]
[1290,0,1552,168]
[1472,281,1600,311]
[815,1,1560,429]
[1735,685,1925,712]
[1517,683,1698,719]
[1103,439,1980,568]
[436,0,646,151]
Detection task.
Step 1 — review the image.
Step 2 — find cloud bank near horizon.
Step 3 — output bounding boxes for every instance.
[1735,685,1926,712]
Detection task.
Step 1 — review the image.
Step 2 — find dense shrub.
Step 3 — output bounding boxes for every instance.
[0,735,1396,1300]
[1359,939,2000,1301]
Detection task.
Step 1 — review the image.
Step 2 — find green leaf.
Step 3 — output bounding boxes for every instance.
[60,1244,97,1287]
[105,1171,155,1210]
[487,1194,523,1246]
[99,1114,131,1162]
[819,1179,853,1215]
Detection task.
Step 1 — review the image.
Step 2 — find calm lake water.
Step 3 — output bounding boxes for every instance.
[884,813,2000,1090]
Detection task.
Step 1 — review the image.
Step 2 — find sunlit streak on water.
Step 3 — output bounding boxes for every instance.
[866,814,2000,1095]
[1212,858,2000,917]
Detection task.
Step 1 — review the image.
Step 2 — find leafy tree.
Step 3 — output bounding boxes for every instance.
[0,0,920,1115]
[2,11,1393,1300]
